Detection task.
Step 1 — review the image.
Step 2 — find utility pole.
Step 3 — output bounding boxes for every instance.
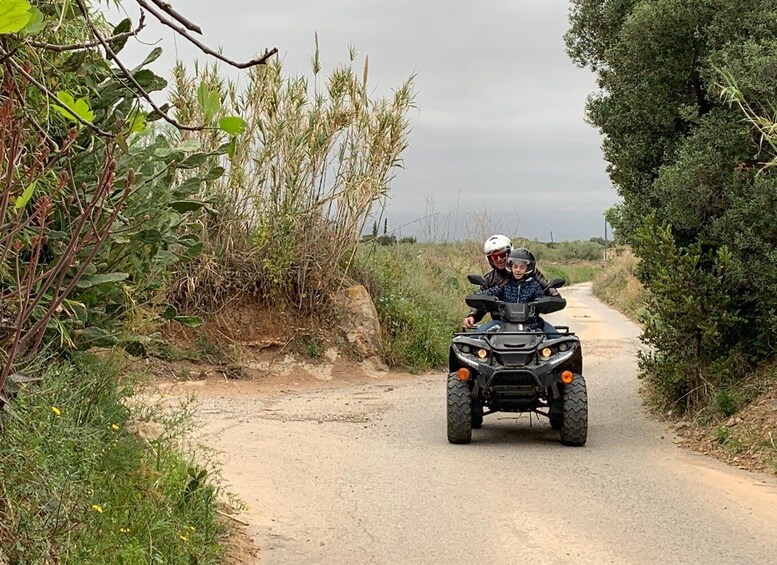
[604,217,608,261]
[549,231,554,247]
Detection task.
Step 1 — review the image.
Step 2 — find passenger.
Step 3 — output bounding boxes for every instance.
[465,248,558,335]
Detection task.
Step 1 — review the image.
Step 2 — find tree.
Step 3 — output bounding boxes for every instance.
[566,0,777,410]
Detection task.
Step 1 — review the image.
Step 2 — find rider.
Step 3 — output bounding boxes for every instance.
[462,235,557,329]
[469,248,555,333]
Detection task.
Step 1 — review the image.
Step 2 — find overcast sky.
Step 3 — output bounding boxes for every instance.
[108,0,616,242]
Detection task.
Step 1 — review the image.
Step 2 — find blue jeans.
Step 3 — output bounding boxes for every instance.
[542,320,560,338]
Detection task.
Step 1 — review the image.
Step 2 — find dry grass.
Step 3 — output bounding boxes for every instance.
[592,247,646,321]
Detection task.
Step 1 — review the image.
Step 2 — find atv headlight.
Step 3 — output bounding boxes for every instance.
[540,347,553,359]
[461,344,471,354]
[477,348,488,359]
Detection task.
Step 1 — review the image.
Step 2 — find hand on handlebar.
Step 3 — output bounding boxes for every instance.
[462,316,475,329]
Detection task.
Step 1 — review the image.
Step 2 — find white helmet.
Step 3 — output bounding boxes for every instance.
[483,234,512,256]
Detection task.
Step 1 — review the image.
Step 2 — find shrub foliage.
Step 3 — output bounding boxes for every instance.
[567,0,777,410]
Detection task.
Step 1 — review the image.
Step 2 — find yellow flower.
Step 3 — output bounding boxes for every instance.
[119,527,130,533]
[51,406,61,416]
[189,526,196,531]
[179,534,189,542]
[91,504,103,513]
[111,423,120,431]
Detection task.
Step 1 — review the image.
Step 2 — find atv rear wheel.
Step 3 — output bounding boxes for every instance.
[472,399,484,429]
[560,373,588,446]
[447,373,472,444]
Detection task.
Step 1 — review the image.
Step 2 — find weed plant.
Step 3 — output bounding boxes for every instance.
[0,355,225,564]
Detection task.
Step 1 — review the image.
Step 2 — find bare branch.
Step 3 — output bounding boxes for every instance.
[73,0,205,131]
[28,12,147,53]
[146,0,202,34]
[135,0,277,69]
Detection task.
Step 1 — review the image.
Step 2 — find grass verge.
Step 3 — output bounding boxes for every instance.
[592,249,777,475]
[591,249,646,321]
[351,242,602,370]
[0,354,227,564]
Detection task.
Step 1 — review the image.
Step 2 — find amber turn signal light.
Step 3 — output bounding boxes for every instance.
[457,368,470,380]
[561,370,574,384]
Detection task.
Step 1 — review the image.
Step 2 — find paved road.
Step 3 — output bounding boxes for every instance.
[175,284,777,564]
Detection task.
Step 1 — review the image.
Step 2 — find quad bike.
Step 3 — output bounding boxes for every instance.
[446,275,587,446]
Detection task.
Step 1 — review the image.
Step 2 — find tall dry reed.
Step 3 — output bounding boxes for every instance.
[166,44,414,313]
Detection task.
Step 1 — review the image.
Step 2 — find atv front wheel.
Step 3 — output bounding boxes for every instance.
[560,373,588,446]
[447,373,472,444]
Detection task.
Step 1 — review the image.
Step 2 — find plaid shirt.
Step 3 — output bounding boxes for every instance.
[479,277,545,304]
[478,277,546,329]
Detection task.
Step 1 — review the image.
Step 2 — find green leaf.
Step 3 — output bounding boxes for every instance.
[109,18,132,53]
[218,116,247,136]
[180,242,204,259]
[53,91,93,124]
[140,47,163,67]
[174,316,203,328]
[203,166,225,181]
[177,152,208,169]
[133,229,162,245]
[75,272,129,289]
[0,0,32,34]
[177,140,201,152]
[196,82,220,121]
[79,327,118,347]
[169,200,206,213]
[133,69,166,93]
[73,97,94,122]
[127,109,147,133]
[226,136,237,158]
[173,177,203,198]
[154,250,179,266]
[21,6,44,35]
[13,181,35,211]
[162,306,178,320]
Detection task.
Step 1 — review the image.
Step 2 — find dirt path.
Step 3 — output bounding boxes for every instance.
[162,284,777,564]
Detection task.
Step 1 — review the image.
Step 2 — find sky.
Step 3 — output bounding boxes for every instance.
[106,0,616,242]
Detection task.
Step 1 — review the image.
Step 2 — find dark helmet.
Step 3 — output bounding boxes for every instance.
[507,248,536,275]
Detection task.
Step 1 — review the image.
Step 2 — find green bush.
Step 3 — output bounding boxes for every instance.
[0,356,225,563]
[566,0,777,412]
